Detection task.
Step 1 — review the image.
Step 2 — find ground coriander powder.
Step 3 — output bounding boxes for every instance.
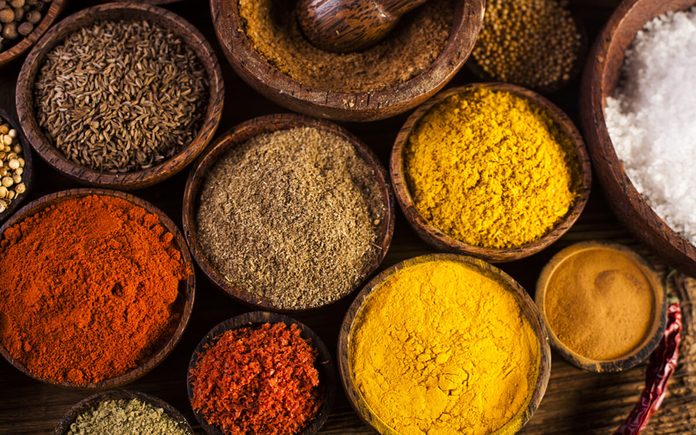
[68,398,188,435]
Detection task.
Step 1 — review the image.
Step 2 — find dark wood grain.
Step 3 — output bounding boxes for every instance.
[0,107,32,223]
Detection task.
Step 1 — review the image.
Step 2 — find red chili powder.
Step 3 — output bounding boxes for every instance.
[190,322,322,434]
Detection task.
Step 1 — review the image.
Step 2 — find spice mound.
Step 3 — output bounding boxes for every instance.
[197,126,385,310]
[238,0,452,92]
[539,243,660,362]
[0,0,51,52]
[349,257,541,434]
[405,88,581,249]
[34,19,209,173]
[0,194,191,385]
[190,322,323,435]
[68,398,189,435]
[0,119,26,213]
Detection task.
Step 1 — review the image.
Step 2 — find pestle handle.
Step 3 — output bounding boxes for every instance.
[380,0,431,17]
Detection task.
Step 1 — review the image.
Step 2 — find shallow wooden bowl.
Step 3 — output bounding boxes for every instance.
[0,108,32,224]
[0,188,196,389]
[391,83,592,263]
[182,113,395,312]
[54,390,194,434]
[337,253,552,434]
[535,242,667,372]
[580,0,696,276]
[15,2,224,190]
[210,0,484,122]
[187,311,336,435]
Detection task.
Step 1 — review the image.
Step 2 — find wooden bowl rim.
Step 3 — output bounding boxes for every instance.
[390,83,592,263]
[210,0,485,121]
[15,1,224,190]
[0,188,196,389]
[182,113,395,313]
[0,107,33,224]
[53,389,194,435]
[535,241,668,372]
[186,311,336,435]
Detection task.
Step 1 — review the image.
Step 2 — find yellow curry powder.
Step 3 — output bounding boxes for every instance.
[350,258,541,434]
[404,88,580,249]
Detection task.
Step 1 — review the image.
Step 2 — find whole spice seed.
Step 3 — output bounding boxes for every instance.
[68,398,188,435]
[34,19,208,173]
[197,126,385,309]
[0,120,26,214]
[190,322,322,435]
[238,0,452,92]
[0,0,49,50]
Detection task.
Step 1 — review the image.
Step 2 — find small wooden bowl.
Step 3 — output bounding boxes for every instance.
[390,83,592,262]
[0,0,66,69]
[54,390,194,434]
[15,2,224,190]
[580,0,696,276]
[0,108,32,224]
[210,0,484,122]
[182,113,395,312]
[337,254,552,434]
[0,188,196,389]
[187,311,336,435]
[535,242,667,372]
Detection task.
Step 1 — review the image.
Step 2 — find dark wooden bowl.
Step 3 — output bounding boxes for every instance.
[390,83,592,263]
[182,113,395,312]
[337,253,552,433]
[0,188,196,389]
[187,311,336,435]
[0,0,66,68]
[536,242,667,372]
[53,390,194,434]
[210,0,484,122]
[580,0,696,276]
[15,2,224,190]
[0,108,32,224]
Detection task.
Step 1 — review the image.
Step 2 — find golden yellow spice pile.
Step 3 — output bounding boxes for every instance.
[405,88,580,249]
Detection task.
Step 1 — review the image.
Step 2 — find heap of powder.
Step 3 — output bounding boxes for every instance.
[197,127,384,309]
[238,0,452,92]
[350,258,541,433]
[604,8,696,246]
[68,398,188,435]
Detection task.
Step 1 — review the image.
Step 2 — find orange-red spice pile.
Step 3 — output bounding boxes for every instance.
[190,322,322,434]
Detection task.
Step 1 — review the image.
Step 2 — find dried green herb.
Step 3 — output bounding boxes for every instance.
[68,398,188,435]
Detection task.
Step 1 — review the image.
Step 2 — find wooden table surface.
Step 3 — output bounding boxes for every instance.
[2,0,696,433]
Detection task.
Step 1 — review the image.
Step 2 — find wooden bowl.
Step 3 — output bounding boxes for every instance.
[210,0,484,122]
[54,390,194,434]
[0,0,66,69]
[0,108,32,224]
[187,311,336,435]
[15,2,224,190]
[390,83,592,262]
[0,188,196,389]
[337,253,552,434]
[182,113,395,312]
[580,0,696,275]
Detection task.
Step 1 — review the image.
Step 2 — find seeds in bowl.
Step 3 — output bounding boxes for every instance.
[34,19,208,173]
[68,398,188,435]
[0,120,26,214]
[0,0,51,51]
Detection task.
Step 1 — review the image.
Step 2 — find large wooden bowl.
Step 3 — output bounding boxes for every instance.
[391,83,592,262]
[187,311,336,435]
[15,2,224,190]
[0,188,196,389]
[338,254,552,434]
[580,0,696,276]
[210,0,484,122]
[0,108,32,224]
[182,113,395,312]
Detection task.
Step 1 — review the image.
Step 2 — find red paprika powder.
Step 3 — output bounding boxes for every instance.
[0,194,191,385]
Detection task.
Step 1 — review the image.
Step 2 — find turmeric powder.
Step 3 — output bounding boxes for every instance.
[349,256,541,434]
[404,88,580,249]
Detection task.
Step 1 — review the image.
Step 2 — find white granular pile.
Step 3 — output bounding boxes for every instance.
[605,8,696,245]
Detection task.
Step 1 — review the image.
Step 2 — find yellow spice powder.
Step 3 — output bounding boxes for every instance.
[405,88,580,249]
[350,258,541,434]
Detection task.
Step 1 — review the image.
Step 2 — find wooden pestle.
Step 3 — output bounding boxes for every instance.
[297,0,431,53]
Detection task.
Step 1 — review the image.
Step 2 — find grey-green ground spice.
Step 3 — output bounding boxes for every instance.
[68,398,188,435]
[197,127,385,309]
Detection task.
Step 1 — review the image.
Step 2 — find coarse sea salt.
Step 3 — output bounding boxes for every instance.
[605,7,696,246]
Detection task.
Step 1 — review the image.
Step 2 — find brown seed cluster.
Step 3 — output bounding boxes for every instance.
[0,0,49,50]
[0,121,26,213]
[34,19,208,173]
[473,0,581,89]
